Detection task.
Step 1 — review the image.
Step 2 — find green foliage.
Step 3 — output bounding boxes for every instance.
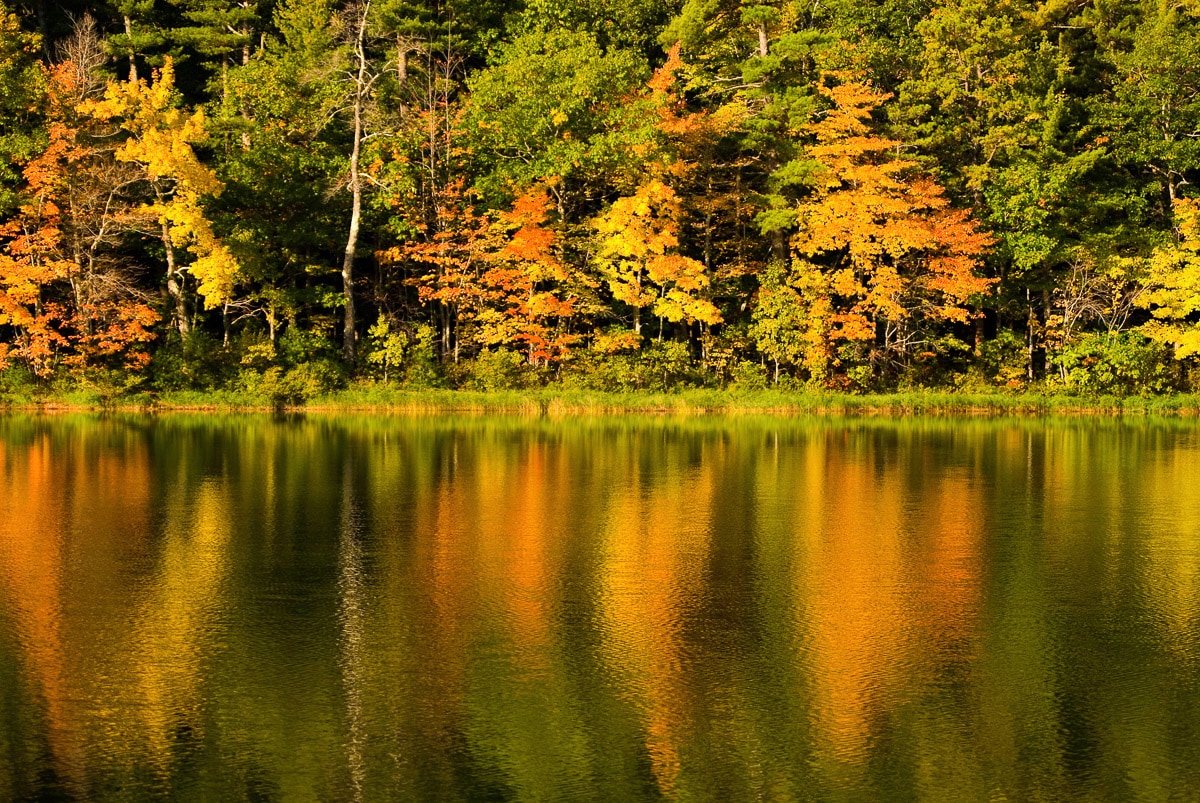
[0,364,36,401]
[1099,0,1200,209]
[365,314,407,382]
[222,326,347,403]
[729,359,769,390]
[977,330,1029,388]
[278,326,338,367]
[0,4,43,215]
[464,348,531,391]
[1052,332,1171,397]
[562,340,699,391]
[465,30,647,207]
[402,325,442,388]
[516,0,675,57]
[149,329,231,391]
[234,358,345,404]
[749,262,817,379]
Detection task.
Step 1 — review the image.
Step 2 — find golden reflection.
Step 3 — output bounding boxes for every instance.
[597,444,717,797]
[494,441,554,663]
[0,436,78,789]
[798,435,909,762]
[122,478,232,771]
[916,472,984,653]
[788,434,986,787]
[1,415,1199,800]
[1134,448,1200,649]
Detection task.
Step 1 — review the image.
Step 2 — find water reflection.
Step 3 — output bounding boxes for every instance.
[0,414,1198,800]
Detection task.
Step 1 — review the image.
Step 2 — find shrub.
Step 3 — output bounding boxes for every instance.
[403,324,442,388]
[1052,331,1171,396]
[150,329,232,391]
[560,340,699,391]
[729,360,769,390]
[465,348,529,391]
[979,330,1029,388]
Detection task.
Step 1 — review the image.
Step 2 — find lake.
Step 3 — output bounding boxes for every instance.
[0,413,1198,800]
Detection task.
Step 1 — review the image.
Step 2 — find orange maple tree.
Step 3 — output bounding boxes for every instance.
[0,58,157,376]
[386,184,581,365]
[478,189,580,364]
[769,77,994,378]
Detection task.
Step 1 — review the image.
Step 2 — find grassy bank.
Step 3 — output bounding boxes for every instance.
[5,384,1200,415]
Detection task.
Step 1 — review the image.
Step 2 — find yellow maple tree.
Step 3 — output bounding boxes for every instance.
[81,58,239,314]
[594,179,722,337]
[1139,198,1200,357]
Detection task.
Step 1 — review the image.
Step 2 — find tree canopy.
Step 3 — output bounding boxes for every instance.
[1,0,1199,397]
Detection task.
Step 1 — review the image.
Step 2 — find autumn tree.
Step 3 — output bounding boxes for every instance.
[594,179,722,338]
[476,189,579,364]
[0,24,158,375]
[81,58,239,334]
[1139,198,1200,359]
[391,182,491,362]
[759,78,993,380]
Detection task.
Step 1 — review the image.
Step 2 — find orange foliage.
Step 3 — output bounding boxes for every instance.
[380,184,580,363]
[787,76,994,374]
[0,60,158,375]
[487,189,580,362]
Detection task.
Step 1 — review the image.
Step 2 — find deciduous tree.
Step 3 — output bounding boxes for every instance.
[770,77,993,378]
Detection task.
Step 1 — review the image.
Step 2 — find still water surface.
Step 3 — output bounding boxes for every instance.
[0,414,1198,801]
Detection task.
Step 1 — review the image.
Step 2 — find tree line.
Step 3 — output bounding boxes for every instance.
[2,0,1200,398]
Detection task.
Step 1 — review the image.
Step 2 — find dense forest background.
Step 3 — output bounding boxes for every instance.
[2,0,1200,399]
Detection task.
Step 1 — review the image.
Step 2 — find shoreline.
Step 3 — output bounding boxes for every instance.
[4,388,1200,416]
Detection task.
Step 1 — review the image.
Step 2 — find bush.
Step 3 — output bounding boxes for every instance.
[729,360,769,390]
[365,315,407,382]
[1052,331,1172,396]
[897,334,972,390]
[150,329,233,391]
[0,365,36,398]
[979,330,1029,388]
[464,348,530,391]
[236,358,345,404]
[279,326,338,366]
[561,340,699,392]
[403,324,442,388]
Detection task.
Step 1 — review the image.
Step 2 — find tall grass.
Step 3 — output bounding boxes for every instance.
[6,382,1200,415]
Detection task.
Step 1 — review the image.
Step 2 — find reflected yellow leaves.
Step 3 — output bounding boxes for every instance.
[126,479,233,770]
[1126,450,1200,648]
[597,454,717,796]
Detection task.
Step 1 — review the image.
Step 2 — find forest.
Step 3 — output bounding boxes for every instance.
[2,0,1200,401]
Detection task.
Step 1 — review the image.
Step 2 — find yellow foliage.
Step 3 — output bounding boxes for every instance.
[594,180,722,331]
[1139,198,1200,358]
[80,59,238,307]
